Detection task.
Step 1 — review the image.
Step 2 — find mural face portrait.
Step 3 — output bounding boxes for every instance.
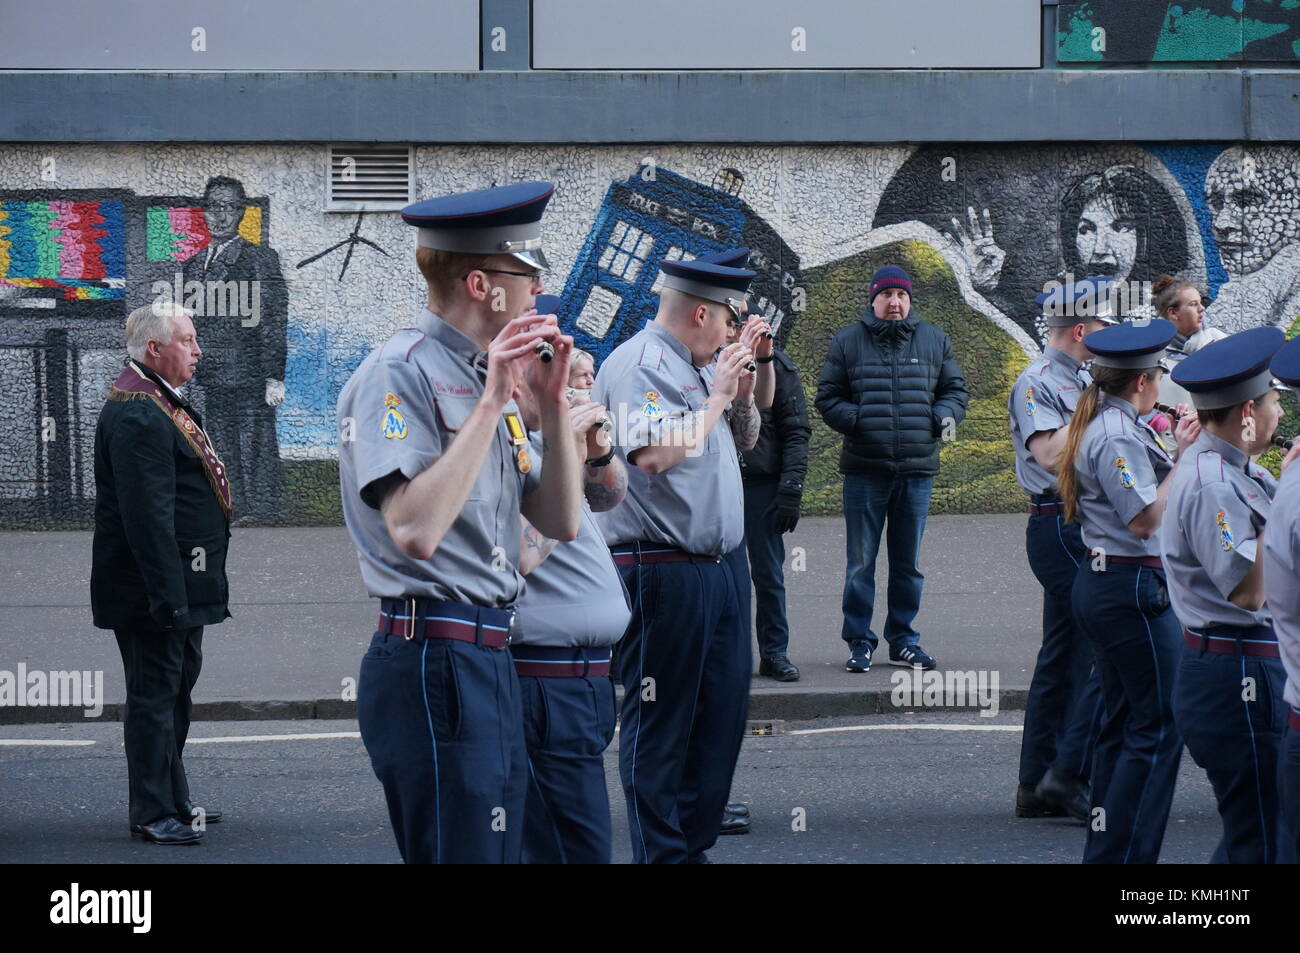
[202,183,245,243]
[1075,196,1138,286]
[1206,146,1300,278]
[1058,165,1183,291]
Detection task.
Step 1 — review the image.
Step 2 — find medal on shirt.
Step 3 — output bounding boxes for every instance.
[503,410,531,474]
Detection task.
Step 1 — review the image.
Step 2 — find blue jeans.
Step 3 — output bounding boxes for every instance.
[840,472,933,652]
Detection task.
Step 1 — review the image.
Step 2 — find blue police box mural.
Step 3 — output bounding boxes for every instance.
[557,164,803,365]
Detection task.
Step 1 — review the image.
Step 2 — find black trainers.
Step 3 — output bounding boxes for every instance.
[845,640,873,673]
[759,655,800,681]
[889,644,938,670]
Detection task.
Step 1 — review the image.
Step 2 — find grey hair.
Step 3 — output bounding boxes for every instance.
[572,348,595,367]
[125,301,192,361]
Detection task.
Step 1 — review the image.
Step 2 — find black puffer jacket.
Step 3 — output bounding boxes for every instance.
[815,309,970,476]
[741,350,810,491]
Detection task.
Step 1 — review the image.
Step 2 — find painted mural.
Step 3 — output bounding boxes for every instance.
[1058,1,1300,62]
[0,143,1296,527]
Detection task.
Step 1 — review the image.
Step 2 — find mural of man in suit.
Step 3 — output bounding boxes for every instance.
[183,176,287,522]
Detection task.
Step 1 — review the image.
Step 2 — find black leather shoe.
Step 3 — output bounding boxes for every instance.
[130,817,204,845]
[719,813,751,835]
[724,803,750,819]
[1015,782,1064,818]
[1034,769,1091,824]
[759,655,801,682]
[176,802,223,824]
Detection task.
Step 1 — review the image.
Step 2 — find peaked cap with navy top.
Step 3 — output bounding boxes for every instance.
[400,181,554,270]
[1034,277,1121,327]
[659,258,756,306]
[697,247,751,268]
[1172,326,1288,410]
[1271,334,1300,387]
[1086,317,1177,370]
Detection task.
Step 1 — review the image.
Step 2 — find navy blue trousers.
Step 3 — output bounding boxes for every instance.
[520,667,617,864]
[617,554,750,864]
[1281,713,1300,864]
[357,631,526,864]
[1019,513,1103,786]
[1172,630,1287,864]
[743,479,791,659]
[1072,563,1183,864]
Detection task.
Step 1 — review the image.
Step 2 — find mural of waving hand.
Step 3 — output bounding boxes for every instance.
[947,206,1006,294]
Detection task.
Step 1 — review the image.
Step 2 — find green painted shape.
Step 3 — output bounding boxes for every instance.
[1154,7,1245,60]
[1243,15,1291,44]
[788,239,1031,516]
[1057,5,1105,62]
[26,203,60,278]
[145,206,184,262]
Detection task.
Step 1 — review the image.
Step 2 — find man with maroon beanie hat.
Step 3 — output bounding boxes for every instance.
[816,265,969,673]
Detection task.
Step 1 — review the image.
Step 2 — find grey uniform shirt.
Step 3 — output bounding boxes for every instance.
[592,321,744,556]
[1072,394,1174,559]
[1161,431,1274,631]
[1009,346,1090,496]
[1264,463,1300,709]
[512,433,632,648]
[336,309,540,606]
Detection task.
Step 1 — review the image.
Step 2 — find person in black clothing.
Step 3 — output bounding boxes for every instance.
[742,349,810,681]
[816,265,969,674]
[91,302,232,845]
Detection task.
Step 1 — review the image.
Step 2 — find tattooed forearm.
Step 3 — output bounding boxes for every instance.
[583,455,628,512]
[519,518,560,574]
[729,398,760,452]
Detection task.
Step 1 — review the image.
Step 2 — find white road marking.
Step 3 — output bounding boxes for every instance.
[0,739,96,746]
[789,724,1023,736]
[187,731,361,744]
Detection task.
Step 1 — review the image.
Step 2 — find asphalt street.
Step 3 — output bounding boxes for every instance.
[0,712,1223,864]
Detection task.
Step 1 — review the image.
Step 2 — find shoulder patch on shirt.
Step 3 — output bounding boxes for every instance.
[1024,386,1037,416]
[1216,508,1234,551]
[382,392,408,439]
[1101,406,1126,436]
[642,391,665,420]
[1114,456,1137,489]
[1195,450,1226,488]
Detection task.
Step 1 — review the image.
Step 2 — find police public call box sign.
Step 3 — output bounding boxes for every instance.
[533,0,1041,69]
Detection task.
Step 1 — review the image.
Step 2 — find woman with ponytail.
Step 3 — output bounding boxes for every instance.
[1056,318,1200,864]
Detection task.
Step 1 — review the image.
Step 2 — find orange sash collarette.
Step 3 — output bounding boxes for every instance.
[107,362,234,519]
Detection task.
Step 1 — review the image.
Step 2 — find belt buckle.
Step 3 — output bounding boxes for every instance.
[404,596,417,642]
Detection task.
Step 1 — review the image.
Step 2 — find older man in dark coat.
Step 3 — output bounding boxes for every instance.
[92,302,233,844]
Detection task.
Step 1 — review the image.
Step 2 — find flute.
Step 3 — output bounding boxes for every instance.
[1154,402,1294,451]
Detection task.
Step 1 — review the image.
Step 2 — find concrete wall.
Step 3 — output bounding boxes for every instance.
[2,142,1297,526]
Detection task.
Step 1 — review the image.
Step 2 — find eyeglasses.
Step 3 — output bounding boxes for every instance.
[203,203,244,214]
[462,267,545,281]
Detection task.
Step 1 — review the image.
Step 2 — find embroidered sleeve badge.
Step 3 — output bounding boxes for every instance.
[642,391,664,420]
[382,392,408,439]
[1216,508,1234,551]
[1114,456,1136,489]
[1024,386,1037,416]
